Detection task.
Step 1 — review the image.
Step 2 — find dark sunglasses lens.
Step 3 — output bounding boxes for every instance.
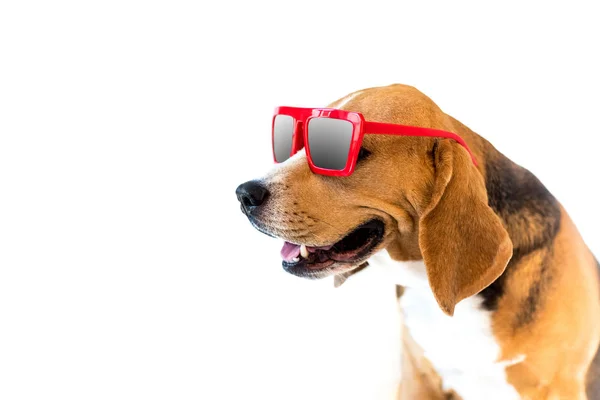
[307,117,353,170]
[273,115,295,162]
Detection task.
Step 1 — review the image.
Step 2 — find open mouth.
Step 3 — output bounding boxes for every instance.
[280,219,385,278]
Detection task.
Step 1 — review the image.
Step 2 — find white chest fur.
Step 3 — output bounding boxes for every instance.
[368,252,522,400]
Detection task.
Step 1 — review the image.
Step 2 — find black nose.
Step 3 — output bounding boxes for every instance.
[236,180,269,212]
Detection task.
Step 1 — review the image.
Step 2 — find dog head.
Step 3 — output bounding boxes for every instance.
[236,84,512,315]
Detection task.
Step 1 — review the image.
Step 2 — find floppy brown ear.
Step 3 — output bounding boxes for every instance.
[419,140,512,316]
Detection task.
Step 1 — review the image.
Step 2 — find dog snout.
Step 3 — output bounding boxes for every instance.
[236,180,269,213]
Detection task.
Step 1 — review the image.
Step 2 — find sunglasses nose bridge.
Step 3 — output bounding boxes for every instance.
[294,120,305,149]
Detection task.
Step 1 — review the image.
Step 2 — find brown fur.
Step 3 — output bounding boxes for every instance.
[249,84,600,398]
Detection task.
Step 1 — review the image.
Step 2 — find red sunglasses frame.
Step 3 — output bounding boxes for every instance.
[272,106,477,177]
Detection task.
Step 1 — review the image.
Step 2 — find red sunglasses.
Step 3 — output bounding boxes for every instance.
[272,106,477,176]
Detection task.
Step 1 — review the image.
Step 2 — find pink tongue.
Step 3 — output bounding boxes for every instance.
[281,242,300,261]
[280,242,335,261]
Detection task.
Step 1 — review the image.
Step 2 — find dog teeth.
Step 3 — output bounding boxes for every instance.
[300,244,309,258]
[292,257,300,262]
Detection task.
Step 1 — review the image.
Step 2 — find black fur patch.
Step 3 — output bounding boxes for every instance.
[479,149,561,312]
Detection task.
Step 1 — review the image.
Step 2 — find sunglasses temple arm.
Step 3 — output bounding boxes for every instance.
[363,121,478,166]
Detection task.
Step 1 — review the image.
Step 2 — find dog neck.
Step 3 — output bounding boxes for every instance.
[369,251,523,400]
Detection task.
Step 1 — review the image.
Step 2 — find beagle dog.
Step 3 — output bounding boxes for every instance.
[236,84,600,399]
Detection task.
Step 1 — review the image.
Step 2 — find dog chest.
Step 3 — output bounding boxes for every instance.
[368,252,521,400]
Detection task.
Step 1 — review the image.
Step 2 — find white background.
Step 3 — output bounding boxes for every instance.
[1,1,599,399]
